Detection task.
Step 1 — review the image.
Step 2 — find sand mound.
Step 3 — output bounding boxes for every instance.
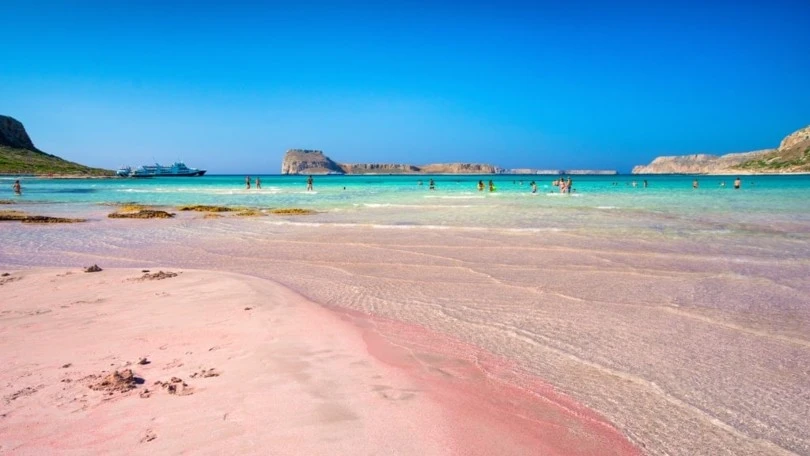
[136,271,179,281]
[89,369,140,394]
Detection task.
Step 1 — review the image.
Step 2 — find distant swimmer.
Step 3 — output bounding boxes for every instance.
[530,181,537,193]
[12,180,21,195]
[418,180,423,186]
[245,176,251,189]
[488,180,495,192]
[734,177,741,189]
[643,180,648,188]
[692,179,699,189]
[255,176,261,189]
[720,181,726,187]
[477,180,484,191]
[306,175,313,191]
[429,179,435,190]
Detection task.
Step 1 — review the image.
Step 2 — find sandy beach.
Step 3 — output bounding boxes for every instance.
[0,266,638,455]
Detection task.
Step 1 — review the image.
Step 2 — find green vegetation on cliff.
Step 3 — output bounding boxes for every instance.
[735,145,810,173]
[0,145,114,176]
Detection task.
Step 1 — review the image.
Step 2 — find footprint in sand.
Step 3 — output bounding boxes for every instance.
[3,385,44,404]
[0,276,21,286]
[371,385,417,401]
[154,377,194,396]
[190,368,221,379]
[164,359,183,369]
[139,429,157,443]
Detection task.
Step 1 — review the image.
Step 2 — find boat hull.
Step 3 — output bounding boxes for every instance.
[130,171,206,177]
[118,162,206,177]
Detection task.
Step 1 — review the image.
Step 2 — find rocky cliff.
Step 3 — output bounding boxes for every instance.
[281,150,498,175]
[280,150,344,174]
[0,115,37,150]
[632,124,810,174]
[779,125,810,150]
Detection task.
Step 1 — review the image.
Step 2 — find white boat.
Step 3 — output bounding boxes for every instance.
[116,162,206,177]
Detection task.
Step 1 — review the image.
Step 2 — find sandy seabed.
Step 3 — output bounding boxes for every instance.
[1,212,809,455]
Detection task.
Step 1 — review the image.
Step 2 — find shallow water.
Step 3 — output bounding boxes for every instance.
[2,174,809,455]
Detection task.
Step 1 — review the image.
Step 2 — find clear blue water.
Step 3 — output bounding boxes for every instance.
[2,174,810,233]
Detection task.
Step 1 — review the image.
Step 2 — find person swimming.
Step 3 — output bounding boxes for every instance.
[12,180,21,195]
[734,177,741,189]
[488,180,495,192]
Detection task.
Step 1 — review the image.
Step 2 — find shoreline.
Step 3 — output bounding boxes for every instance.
[0,267,639,455]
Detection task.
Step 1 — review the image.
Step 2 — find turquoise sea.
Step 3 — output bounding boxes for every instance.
[2,173,810,235]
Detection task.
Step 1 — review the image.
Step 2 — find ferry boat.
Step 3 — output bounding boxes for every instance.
[116,162,206,177]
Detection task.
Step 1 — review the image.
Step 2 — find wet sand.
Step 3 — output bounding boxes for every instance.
[1,212,809,455]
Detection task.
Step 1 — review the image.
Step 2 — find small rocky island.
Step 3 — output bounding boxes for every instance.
[0,115,113,176]
[281,149,617,175]
[632,125,810,174]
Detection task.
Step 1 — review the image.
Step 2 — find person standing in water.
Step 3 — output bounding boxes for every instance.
[306,175,313,191]
[12,180,21,195]
[530,181,537,193]
[245,176,251,189]
[488,180,495,192]
[429,179,435,190]
[255,176,261,189]
[477,180,484,191]
[692,179,699,189]
[734,177,741,189]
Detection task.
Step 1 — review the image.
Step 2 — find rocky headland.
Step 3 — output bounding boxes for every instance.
[0,115,113,176]
[633,124,810,174]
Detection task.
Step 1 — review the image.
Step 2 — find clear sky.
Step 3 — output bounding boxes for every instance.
[3,0,809,173]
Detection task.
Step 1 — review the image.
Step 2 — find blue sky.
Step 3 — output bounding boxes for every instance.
[2,0,809,173]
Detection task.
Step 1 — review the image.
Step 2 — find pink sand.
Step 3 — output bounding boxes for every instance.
[0,268,638,455]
